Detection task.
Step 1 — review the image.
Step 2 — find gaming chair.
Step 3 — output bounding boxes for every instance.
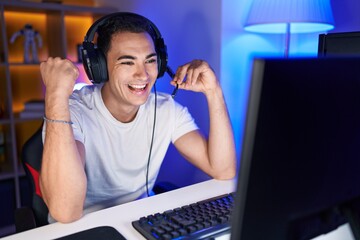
[14,122,49,233]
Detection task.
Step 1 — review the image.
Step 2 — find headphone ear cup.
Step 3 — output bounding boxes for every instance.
[155,38,168,78]
[92,49,108,83]
[82,42,108,84]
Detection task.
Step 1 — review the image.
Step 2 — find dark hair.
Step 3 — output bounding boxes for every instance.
[96,13,157,56]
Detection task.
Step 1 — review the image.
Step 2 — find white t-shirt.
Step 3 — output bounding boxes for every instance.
[46,83,198,213]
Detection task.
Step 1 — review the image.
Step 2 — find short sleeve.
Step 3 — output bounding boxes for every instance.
[171,102,199,143]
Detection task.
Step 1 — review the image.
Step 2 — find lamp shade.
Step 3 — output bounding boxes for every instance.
[244,0,334,33]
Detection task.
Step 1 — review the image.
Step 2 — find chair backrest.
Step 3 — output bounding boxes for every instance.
[21,122,49,227]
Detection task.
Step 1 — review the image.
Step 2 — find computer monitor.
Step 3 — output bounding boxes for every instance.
[318,31,360,57]
[230,57,360,240]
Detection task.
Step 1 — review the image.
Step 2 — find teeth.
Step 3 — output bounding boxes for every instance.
[128,84,146,89]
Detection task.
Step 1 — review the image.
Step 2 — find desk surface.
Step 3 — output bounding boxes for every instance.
[3,179,236,240]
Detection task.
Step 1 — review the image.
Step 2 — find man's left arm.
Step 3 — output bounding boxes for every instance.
[172,60,236,179]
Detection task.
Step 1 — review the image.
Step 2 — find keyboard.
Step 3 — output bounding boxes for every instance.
[132,192,234,240]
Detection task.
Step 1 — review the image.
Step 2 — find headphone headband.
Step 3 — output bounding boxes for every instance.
[82,12,168,84]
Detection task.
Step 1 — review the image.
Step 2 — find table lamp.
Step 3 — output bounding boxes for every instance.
[244,0,335,57]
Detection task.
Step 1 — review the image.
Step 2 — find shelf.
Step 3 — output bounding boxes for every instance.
[15,116,43,122]
[8,62,41,66]
[0,0,114,13]
[0,170,15,181]
[0,162,26,181]
[0,119,11,124]
[0,1,115,234]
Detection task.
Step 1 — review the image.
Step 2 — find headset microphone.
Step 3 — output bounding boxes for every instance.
[166,66,179,98]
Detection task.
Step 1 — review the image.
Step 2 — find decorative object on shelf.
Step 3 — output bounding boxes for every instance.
[10,24,43,63]
[20,99,45,119]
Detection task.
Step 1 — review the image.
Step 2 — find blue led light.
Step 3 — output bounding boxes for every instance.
[244,0,334,34]
[244,22,334,34]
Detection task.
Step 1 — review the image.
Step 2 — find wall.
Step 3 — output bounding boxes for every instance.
[94,0,222,187]
[330,0,360,33]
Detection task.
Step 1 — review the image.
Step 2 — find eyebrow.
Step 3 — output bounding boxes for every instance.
[117,53,157,61]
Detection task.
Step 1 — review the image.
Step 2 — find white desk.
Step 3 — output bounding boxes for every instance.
[2,179,236,240]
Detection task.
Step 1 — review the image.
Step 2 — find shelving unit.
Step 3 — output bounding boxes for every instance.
[0,0,114,236]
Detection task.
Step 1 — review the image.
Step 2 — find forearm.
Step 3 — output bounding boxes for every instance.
[205,85,236,179]
[171,59,236,178]
[40,98,87,223]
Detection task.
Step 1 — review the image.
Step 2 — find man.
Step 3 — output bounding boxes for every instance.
[39,12,236,223]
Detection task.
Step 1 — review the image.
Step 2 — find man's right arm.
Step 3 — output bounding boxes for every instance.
[39,57,87,223]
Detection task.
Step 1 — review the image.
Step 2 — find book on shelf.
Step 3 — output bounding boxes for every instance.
[20,99,45,119]
[19,110,44,119]
[23,99,45,111]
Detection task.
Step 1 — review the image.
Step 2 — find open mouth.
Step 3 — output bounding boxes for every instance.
[128,83,148,92]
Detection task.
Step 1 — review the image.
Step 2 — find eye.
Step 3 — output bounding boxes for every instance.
[146,58,157,64]
[121,61,134,65]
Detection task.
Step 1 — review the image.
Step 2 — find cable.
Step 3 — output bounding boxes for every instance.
[145,67,174,196]
[146,83,157,197]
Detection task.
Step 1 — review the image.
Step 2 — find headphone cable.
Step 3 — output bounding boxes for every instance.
[146,83,157,197]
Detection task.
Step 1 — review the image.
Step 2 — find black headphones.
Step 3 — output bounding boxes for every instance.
[82,12,168,84]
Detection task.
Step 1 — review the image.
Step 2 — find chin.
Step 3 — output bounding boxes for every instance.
[129,92,151,106]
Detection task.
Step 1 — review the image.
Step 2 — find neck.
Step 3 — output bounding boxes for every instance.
[111,107,139,123]
[101,84,139,123]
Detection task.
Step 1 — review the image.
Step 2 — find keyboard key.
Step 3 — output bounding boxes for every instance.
[161,233,173,239]
[170,231,180,238]
[151,227,165,235]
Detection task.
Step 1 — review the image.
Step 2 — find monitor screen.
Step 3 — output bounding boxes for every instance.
[318,31,360,57]
[231,57,360,240]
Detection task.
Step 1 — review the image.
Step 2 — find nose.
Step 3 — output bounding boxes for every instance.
[134,64,149,81]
